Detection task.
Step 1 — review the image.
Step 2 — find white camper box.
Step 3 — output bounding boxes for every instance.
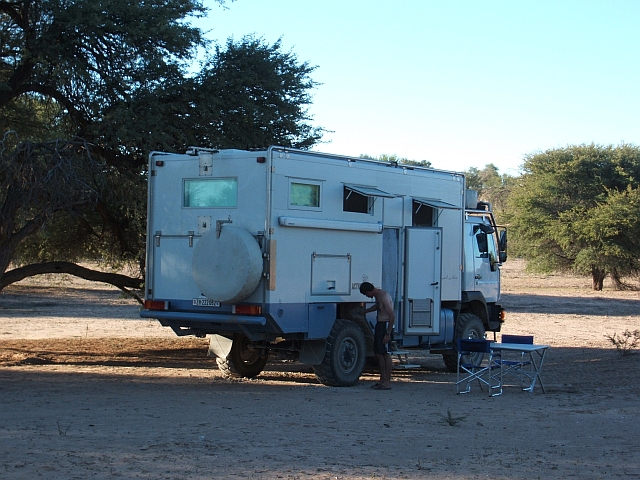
[142,146,506,386]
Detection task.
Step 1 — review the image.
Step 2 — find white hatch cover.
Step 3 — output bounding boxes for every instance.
[344,184,396,198]
[412,197,460,210]
[192,226,263,303]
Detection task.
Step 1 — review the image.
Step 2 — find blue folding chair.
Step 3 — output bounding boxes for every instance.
[502,334,534,344]
[455,339,502,396]
[499,334,535,390]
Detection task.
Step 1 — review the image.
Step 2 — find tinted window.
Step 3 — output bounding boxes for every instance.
[184,178,237,207]
[343,187,370,213]
[291,182,320,208]
[412,200,434,226]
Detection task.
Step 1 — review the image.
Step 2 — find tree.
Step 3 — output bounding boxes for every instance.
[0,0,208,146]
[0,135,145,292]
[193,36,324,150]
[359,153,432,168]
[0,1,324,296]
[465,164,516,221]
[506,143,640,290]
[0,0,211,297]
[560,186,640,290]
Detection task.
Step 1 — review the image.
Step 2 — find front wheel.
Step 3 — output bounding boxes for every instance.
[442,312,486,372]
[313,319,366,387]
[216,334,268,378]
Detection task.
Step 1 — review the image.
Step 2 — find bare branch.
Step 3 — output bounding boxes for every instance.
[0,261,143,303]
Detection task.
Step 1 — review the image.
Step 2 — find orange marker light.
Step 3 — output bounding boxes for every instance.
[234,305,262,315]
[144,300,168,311]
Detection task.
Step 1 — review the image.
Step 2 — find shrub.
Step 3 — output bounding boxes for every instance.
[605,330,640,356]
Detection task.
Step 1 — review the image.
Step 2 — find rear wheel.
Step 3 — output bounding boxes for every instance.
[313,319,366,387]
[216,334,268,378]
[442,313,485,372]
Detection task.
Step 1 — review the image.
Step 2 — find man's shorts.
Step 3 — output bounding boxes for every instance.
[374,321,390,354]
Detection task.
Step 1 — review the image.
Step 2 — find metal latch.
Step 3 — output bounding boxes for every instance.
[216,216,232,238]
[198,216,212,235]
[199,153,213,176]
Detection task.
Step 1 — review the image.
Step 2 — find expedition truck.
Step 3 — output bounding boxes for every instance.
[141,146,507,386]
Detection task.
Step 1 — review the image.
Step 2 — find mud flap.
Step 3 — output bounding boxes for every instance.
[207,334,233,358]
[299,339,326,365]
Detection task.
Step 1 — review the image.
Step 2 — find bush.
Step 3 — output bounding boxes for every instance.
[605,330,640,356]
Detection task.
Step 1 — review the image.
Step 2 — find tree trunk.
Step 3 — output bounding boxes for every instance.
[0,262,144,303]
[611,268,622,290]
[610,268,636,291]
[591,267,606,291]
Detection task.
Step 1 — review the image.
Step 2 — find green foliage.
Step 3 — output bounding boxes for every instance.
[14,167,147,271]
[0,96,69,143]
[94,34,324,161]
[0,0,212,284]
[505,143,640,289]
[0,137,114,272]
[570,187,640,280]
[194,36,324,150]
[1,0,208,147]
[465,164,516,222]
[0,1,324,288]
[359,153,431,168]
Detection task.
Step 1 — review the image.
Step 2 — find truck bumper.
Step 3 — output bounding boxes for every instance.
[140,309,267,326]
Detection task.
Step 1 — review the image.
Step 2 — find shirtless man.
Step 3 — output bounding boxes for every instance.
[360,282,395,390]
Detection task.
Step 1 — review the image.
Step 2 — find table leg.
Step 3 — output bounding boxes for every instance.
[523,349,547,393]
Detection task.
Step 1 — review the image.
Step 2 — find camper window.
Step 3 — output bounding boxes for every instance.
[289,180,321,210]
[412,200,434,226]
[183,178,237,208]
[343,187,371,214]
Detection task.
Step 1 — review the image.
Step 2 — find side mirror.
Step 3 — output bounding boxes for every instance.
[498,230,507,262]
[498,230,507,252]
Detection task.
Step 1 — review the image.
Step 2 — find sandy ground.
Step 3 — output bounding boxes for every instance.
[1,260,639,479]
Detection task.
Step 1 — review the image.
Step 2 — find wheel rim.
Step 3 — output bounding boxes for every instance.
[238,337,260,365]
[338,337,358,374]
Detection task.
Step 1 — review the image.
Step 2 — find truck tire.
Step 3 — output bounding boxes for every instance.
[216,334,268,378]
[313,319,366,387]
[442,312,485,372]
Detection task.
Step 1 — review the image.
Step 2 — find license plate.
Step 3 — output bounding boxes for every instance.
[192,298,220,307]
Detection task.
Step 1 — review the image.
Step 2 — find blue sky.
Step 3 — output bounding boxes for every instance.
[197,0,639,175]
